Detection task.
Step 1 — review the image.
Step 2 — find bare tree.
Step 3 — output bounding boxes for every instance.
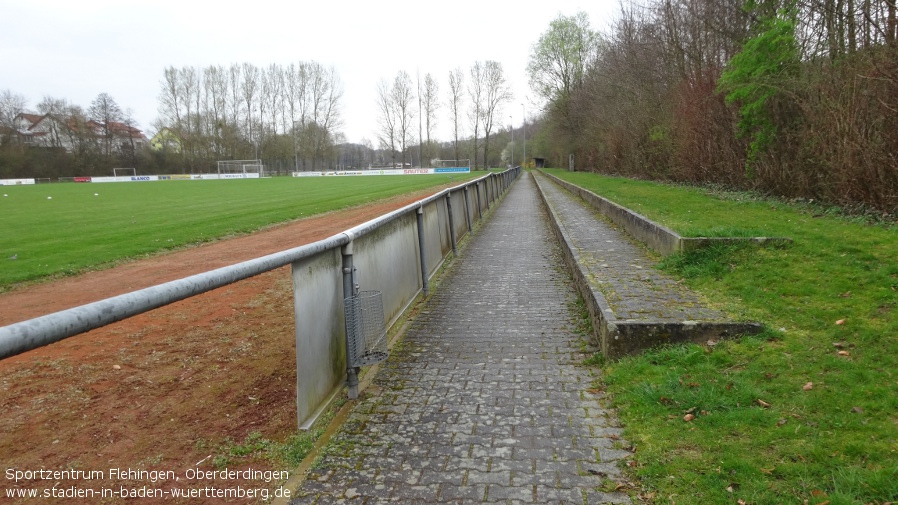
[203,65,229,157]
[265,64,284,137]
[479,61,513,169]
[240,63,260,158]
[158,66,183,131]
[88,92,124,156]
[287,62,311,169]
[447,68,465,163]
[1,89,27,146]
[258,66,271,157]
[307,63,343,169]
[392,71,416,168]
[227,63,243,157]
[421,73,439,165]
[375,78,398,166]
[120,108,140,165]
[467,62,485,169]
[35,96,65,148]
[179,66,200,160]
[0,89,26,129]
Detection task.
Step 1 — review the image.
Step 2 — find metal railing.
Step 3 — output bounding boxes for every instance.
[0,166,521,428]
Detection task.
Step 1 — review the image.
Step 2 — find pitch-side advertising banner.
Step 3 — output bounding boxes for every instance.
[0,179,36,185]
[90,173,261,183]
[292,168,470,177]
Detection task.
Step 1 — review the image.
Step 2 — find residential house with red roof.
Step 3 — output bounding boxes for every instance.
[13,113,148,154]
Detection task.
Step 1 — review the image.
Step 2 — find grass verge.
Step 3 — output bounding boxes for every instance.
[545,169,898,504]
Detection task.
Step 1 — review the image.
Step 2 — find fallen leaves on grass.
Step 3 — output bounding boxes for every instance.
[835,318,846,325]
[810,489,831,504]
[757,399,771,408]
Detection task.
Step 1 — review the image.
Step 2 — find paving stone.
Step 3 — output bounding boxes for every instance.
[439,483,488,501]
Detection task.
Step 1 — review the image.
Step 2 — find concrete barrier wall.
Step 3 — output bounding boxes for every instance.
[292,249,346,427]
[353,212,423,328]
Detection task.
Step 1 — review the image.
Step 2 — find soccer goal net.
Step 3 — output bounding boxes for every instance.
[113,168,136,177]
[217,160,264,177]
[433,159,471,169]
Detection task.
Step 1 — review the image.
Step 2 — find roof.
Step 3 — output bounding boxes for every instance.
[16,113,44,126]
[87,120,148,140]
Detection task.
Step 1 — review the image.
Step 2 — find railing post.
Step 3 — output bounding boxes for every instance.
[341,238,360,400]
[463,186,473,234]
[475,182,483,220]
[446,192,457,256]
[416,207,429,296]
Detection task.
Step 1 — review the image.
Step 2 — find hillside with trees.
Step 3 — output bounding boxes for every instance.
[527,1,898,213]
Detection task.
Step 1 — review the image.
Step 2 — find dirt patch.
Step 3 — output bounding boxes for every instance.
[0,189,443,504]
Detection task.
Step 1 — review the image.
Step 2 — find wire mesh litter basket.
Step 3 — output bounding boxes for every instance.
[344,290,388,367]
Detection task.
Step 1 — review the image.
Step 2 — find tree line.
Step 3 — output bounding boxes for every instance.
[375,62,514,170]
[529,1,898,213]
[156,62,343,172]
[2,57,520,178]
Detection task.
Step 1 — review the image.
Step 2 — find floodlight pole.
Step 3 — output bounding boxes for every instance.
[521,103,526,168]
[509,115,514,167]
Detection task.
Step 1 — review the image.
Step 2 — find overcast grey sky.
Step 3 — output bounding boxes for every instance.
[1,0,618,144]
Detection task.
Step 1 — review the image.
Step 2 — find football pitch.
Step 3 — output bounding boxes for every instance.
[0,174,477,290]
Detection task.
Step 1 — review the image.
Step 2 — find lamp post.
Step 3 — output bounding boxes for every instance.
[520,103,526,168]
[509,115,514,167]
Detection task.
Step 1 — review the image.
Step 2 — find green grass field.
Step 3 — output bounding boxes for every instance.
[0,174,476,290]
[544,168,898,504]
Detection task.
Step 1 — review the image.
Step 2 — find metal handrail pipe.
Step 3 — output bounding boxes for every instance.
[0,233,351,360]
[340,172,494,239]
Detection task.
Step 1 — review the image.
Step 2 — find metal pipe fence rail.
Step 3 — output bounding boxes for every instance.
[0,167,521,428]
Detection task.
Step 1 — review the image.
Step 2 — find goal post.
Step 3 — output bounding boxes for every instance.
[113,168,136,177]
[217,159,265,177]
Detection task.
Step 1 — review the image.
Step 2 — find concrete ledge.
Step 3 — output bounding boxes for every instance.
[533,172,763,359]
[608,320,763,358]
[538,170,792,256]
[533,174,617,356]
